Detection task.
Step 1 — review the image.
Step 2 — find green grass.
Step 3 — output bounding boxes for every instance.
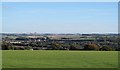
[0,51,2,69]
[2,50,118,68]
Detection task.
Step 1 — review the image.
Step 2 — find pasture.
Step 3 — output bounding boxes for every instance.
[2,50,118,68]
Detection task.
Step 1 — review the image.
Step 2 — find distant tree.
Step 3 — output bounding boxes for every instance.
[29,42,38,47]
[14,46,19,50]
[69,42,80,50]
[83,44,100,51]
[2,41,14,50]
[51,42,62,50]
[116,48,120,51]
[19,47,25,50]
[61,43,70,50]
[25,46,32,50]
[100,46,113,51]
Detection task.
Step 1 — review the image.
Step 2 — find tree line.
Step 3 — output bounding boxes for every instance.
[2,41,119,51]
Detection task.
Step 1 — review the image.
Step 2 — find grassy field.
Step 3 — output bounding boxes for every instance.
[0,51,2,69]
[2,50,118,68]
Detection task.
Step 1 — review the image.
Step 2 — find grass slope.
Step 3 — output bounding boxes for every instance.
[2,50,118,68]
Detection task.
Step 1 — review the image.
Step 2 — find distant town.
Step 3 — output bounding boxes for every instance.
[1,33,120,51]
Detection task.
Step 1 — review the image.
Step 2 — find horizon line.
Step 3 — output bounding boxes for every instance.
[1,32,118,34]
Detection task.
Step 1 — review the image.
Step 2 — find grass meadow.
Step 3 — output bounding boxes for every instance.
[2,50,118,68]
[0,51,2,69]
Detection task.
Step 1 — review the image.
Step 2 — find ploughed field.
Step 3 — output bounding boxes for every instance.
[2,50,118,68]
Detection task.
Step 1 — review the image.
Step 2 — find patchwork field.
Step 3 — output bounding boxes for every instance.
[2,50,118,68]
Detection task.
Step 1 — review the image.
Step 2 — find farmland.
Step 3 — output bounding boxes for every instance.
[2,33,119,51]
[2,50,118,68]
